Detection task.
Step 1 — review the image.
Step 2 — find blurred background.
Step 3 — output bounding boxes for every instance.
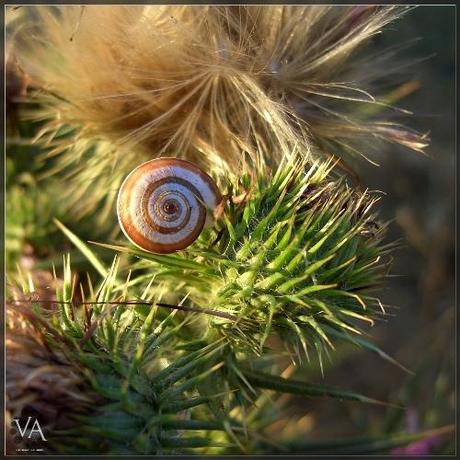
[5,5,456,455]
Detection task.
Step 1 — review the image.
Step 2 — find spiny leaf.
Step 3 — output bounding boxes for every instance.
[277,425,454,454]
[241,368,397,406]
[54,218,108,278]
[325,326,413,374]
[90,241,216,273]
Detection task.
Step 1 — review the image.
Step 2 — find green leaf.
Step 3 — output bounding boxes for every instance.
[277,425,454,454]
[325,326,413,374]
[90,241,215,273]
[242,368,395,406]
[54,218,108,278]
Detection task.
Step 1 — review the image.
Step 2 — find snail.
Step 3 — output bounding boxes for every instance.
[117,158,222,254]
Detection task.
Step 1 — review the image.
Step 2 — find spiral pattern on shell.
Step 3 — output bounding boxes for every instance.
[117,158,221,254]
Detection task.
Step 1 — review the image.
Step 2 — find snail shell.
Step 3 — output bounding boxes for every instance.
[117,158,221,254]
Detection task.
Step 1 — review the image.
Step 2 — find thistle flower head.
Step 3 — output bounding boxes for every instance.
[103,153,394,365]
[5,259,252,454]
[11,5,428,221]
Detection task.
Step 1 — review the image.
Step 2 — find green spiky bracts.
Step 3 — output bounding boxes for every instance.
[101,156,392,362]
[7,155,398,454]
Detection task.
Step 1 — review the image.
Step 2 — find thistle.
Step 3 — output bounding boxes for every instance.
[6,4,452,456]
[100,153,393,368]
[6,297,97,453]
[6,259,246,454]
[8,243,395,455]
[10,5,428,223]
[5,155,428,454]
[4,151,401,454]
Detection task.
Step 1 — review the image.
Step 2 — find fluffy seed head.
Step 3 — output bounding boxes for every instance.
[9,5,429,227]
[13,6,427,172]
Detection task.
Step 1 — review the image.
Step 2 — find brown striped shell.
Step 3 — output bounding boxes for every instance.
[117,158,221,254]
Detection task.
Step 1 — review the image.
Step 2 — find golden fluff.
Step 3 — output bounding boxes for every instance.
[10,5,428,209]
